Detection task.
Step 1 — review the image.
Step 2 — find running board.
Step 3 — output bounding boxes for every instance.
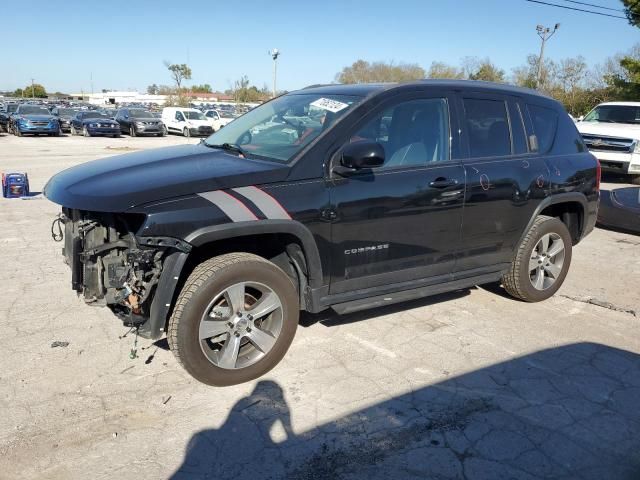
[331,272,502,315]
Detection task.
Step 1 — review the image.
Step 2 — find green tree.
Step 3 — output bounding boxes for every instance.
[426,61,464,79]
[191,83,213,93]
[465,58,505,82]
[622,0,640,27]
[147,83,159,95]
[336,60,425,83]
[17,84,47,98]
[164,62,192,90]
[603,44,640,100]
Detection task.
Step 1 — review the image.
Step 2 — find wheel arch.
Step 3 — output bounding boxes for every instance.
[144,220,323,340]
[519,193,588,248]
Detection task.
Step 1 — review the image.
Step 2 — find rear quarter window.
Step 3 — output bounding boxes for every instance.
[527,104,558,154]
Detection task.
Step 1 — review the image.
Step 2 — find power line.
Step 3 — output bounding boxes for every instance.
[524,0,628,19]
[559,0,625,13]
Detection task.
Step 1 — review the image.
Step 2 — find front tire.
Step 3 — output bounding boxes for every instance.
[502,215,572,302]
[630,175,640,186]
[168,253,299,386]
[83,126,90,137]
[129,125,136,137]
[183,127,190,138]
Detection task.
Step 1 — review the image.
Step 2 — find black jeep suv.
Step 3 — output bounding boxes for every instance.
[44,81,599,386]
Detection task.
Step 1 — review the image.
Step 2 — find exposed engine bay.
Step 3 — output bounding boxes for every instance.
[56,208,166,327]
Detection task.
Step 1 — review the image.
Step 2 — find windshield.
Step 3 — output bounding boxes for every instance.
[6,104,18,113]
[204,93,362,162]
[184,111,206,120]
[58,109,77,116]
[129,109,152,118]
[583,105,640,125]
[18,106,50,115]
[219,111,235,118]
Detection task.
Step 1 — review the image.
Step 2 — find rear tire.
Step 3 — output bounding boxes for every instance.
[502,215,572,302]
[168,253,299,386]
[83,126,90,137]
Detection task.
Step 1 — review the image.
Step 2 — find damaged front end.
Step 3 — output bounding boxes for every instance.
[54,208,191,335]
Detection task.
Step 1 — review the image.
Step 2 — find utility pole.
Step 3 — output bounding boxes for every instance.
[536,23,560,89]
[269,49,280,98]
[31,78,35,99]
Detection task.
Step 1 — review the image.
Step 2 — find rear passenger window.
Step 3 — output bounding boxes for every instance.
[463,98,511,158]
[528,104,558,153]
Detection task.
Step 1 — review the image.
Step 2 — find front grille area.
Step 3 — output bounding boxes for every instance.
[198,126,213,133]
[581,134,636,153]
[31,121,49,127]
[98,123,117,128]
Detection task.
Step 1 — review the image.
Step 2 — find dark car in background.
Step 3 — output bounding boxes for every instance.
[114,108,166,137]
[0,103,18,133]
[51,107,78,133]
[10,104,60,136]
[70,111,120,137]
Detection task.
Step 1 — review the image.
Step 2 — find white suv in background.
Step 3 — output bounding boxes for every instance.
[161,107,214,137]
[203,109,235,131]
[576,102,640,184]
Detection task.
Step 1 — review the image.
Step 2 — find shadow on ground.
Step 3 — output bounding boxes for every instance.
[170,342,640,479]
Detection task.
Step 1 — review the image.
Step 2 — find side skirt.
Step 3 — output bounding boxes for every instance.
[307,268,507,315]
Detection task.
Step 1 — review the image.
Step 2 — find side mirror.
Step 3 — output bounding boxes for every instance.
[340,140,385,170]
[577,115,584,122]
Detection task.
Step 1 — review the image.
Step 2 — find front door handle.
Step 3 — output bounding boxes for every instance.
[429,178,459,188]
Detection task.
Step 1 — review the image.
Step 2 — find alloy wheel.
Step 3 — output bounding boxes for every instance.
[198,281,283,370]
[529,233,565,291]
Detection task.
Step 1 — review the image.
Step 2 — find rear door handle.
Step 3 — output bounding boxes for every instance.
[429,178,458,188]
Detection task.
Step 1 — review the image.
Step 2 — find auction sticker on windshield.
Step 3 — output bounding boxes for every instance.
[310,98,350,113]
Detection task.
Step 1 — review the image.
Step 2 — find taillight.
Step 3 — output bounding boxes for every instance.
[595,157,601,191]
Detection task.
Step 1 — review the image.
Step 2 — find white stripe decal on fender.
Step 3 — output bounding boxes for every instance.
[232,186,292,220]
[198,190,258,222]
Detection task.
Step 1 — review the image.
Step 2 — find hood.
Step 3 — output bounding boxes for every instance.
[44,143,290,212]
[577,121,640,140]
[19,114,55,121]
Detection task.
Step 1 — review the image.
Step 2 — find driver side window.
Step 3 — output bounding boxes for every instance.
[176,112,185,122]
[350,98,450,168]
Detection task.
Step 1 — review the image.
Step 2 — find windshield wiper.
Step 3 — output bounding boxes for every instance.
[204,142,249,157]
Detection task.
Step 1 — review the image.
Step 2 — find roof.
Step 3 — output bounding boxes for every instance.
[597,101,640,107]
[296,80,551,100]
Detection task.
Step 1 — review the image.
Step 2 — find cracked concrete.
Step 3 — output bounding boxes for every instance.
[1,133,639,479]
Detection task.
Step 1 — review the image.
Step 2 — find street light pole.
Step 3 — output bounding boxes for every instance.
[536,23,560,89]
[31,78,35,99]
[269,49,280,98]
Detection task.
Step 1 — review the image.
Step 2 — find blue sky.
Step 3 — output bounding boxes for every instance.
[2,0,638,93]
